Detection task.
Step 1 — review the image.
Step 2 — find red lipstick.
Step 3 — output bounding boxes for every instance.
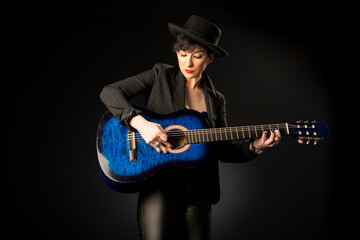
[185,69,194,74]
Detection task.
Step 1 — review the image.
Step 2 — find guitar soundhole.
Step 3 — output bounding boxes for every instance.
[164,125,191,154]
[168,131,187,148]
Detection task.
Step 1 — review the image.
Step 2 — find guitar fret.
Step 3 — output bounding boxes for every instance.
[236,127,239,139]
[224,128,228,140]
[241,126,245,139]
[258,126,262,137]
[230,127,234,140]
[254,125,258,138]
[248,126,251,138]
[285,123,290,135]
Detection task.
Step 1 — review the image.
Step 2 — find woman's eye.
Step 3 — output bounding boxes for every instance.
[194,55,203,59]
[181,54,187,57]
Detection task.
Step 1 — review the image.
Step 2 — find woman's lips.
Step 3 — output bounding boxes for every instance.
[185,69,194,74]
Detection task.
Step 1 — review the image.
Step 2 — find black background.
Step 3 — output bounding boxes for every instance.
[3,1,348,239]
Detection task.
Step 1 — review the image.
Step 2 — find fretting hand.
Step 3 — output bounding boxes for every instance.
[250,129,281,152]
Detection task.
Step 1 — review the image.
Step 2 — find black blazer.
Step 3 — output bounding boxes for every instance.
[100,63,256,204]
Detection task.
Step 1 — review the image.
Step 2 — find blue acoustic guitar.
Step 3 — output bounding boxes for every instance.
[96,108,328,193]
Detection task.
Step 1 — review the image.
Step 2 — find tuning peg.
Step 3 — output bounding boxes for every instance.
[306,140,311,145]
[314,139,318,145]
[298,139,304,144]
[296,120,303,123]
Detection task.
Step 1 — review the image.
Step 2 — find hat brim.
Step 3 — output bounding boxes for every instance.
[168,23,228,57]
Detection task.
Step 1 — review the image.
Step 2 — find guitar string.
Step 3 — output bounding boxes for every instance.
[126,125,306,139]
[127,126,293,139]
[127,134,322,143]
[125,124,315,141]
[127,123,297,136]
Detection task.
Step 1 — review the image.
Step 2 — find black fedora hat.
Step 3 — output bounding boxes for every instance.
[168,15,228,57]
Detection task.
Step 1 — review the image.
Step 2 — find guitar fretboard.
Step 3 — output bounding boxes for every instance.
[184,123,290,144]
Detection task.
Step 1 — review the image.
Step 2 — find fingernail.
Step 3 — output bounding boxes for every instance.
[272,129,275,132]
[164,150,168,154]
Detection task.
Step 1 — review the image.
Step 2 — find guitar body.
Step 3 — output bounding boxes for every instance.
[96,108,211,193]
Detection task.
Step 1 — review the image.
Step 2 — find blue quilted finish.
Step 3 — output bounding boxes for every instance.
[98,109,211,183]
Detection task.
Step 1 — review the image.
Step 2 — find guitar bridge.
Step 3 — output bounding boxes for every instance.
[128,130,137,162]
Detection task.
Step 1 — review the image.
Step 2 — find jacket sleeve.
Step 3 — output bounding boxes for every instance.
[99,64,162,128]
[215,93,258,163]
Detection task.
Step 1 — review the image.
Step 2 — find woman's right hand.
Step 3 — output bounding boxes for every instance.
[130,115,172,153]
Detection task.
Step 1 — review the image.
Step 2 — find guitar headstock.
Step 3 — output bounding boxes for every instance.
[289,121,328,145]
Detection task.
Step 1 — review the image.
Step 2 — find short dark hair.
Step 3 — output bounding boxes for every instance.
[172,34,213,56]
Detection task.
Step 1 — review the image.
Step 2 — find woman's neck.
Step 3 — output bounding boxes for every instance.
[185,76,203,90]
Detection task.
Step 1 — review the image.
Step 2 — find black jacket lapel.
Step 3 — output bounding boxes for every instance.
[171,69,186,112]
[203,72,219,128]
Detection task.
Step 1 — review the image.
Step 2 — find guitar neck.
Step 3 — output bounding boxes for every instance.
[184,123,290,144]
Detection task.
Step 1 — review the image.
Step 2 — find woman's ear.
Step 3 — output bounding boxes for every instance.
[207,53,214,65]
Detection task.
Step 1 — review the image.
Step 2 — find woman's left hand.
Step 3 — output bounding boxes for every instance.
[251,129,281,152]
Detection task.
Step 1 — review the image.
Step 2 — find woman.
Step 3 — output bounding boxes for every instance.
[100,15,281,240]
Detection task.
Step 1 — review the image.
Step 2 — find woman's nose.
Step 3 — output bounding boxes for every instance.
[186,58,193,67]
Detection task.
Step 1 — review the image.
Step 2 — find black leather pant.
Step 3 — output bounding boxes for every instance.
[137,169,212,240]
